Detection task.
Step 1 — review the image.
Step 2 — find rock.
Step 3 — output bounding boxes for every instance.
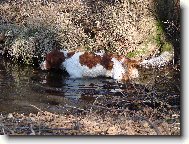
[7,113,14,119]
[140,51,173,68]
[143,122,149,128]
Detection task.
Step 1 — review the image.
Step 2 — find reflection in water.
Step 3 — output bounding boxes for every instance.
[31,70,127,100]
[0,56,180,115]
[0,56,15,111]
[0,56,128,114]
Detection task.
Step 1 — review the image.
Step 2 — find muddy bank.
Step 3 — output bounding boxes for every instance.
[0,109,180,135]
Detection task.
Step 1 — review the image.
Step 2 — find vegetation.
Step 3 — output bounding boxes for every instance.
[126,47,147,58]
[0,0,180,64]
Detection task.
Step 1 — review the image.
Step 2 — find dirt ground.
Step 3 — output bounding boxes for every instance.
[0,100,180,135]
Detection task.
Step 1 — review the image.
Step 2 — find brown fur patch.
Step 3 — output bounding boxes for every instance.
[122,58,140,81]
[45,49,65,69]
[67,51,75,58]
[79,52,102,69]
[113,54,125,62]
[124,58,140,68]
[100,53,114,70]
[122,74,129,82]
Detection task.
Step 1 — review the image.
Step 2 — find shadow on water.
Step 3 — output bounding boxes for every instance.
[0,56,180,116]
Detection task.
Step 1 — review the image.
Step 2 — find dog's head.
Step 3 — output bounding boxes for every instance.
[41,49,65,70]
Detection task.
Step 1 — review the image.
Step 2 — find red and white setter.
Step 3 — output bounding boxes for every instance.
[40,49,139,81]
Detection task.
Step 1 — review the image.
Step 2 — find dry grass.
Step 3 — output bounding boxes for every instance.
[0,0,180,64]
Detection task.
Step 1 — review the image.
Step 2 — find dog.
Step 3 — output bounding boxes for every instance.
[40,49,139,81]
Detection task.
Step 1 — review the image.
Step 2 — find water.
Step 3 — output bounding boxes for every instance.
[0,56,180,115]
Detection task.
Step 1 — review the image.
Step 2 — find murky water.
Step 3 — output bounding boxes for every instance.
[0,55,180,115]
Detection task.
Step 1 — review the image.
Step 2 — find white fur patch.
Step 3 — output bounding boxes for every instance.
[63,52,107,78]
[111,58,125,80]
[62,52,126,80]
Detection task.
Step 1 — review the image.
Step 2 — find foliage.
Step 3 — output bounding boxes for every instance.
[0,0,180,64]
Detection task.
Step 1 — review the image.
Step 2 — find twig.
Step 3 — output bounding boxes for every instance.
[39,127,77,131]
[30,104,43,112]
[89,95,103,113]
[29,104,43,135]
[90,104,129,112]
[29,124,36,135]
[1,125,5,135]
[63,104,88,112]
[15,126,77,132]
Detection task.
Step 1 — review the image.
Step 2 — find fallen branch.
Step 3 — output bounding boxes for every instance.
[89,104,129,112]
[62,104,88,112]
[30,104,43,112]
[15,126,77,132]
